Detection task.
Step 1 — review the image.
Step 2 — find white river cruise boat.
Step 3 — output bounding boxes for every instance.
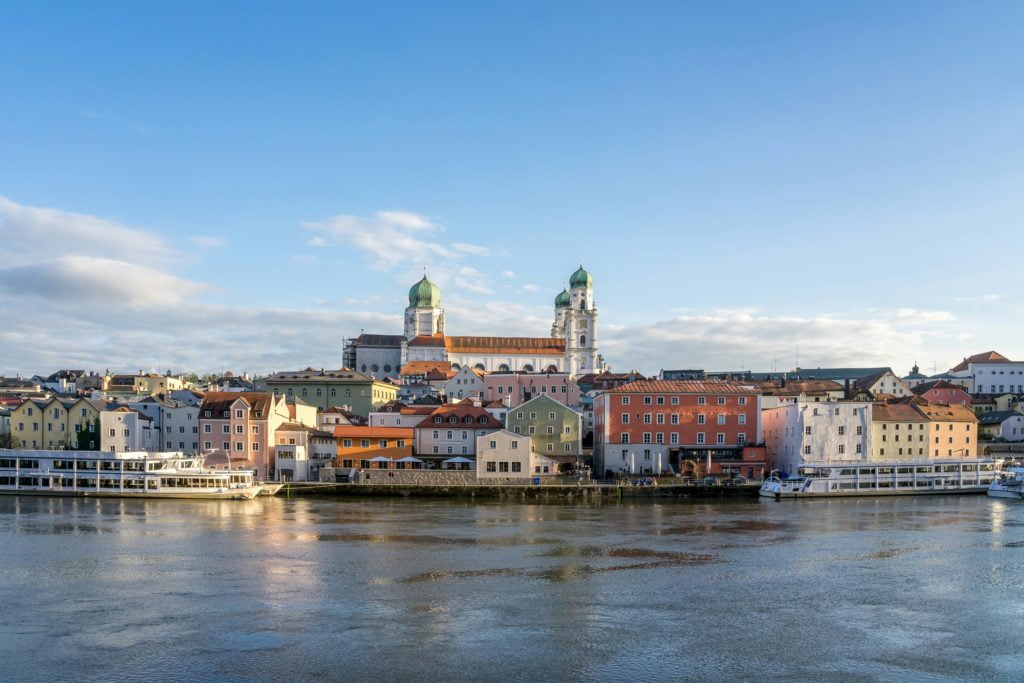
[987,466,1024,500]
[760,459,997,499]
[0,449,262,500]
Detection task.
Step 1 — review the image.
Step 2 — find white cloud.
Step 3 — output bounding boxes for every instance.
[302,210,489,271]
[522,284,539,292]
[307,236,329,247]
[453,266,494,295]
[502,270,516,278]
[0,195,177,266]
[453,242,490,256]
[953,293,1003,303]
[0,257,206,308]
[189,235,227,249]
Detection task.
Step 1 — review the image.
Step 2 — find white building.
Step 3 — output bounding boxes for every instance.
[854,370,911,398]
[978,411,1024,442]
[953,352,1024,395]
[762,400,873,474]
[273,422,336,482]
[413,405,502,457]
[100,407,158,453]
[130,398,200,453]
[476,429,559,479]
[443,366,485,401]
[346,265,603,379]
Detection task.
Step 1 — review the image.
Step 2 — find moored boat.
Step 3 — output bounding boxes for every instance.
[987,466,1024,500]
[0,449,262,500]
[760,459,998,499]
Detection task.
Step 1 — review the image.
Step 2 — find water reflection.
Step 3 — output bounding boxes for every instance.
[0,495,1023,681]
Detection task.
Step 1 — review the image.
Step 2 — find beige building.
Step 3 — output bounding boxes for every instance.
[476,429,559,480]
[9,397,106,450]
[916,402,978,458]
[871,403,930,460]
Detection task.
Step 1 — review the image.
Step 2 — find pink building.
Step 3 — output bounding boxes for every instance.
[481,372,581,409]
[910,380,972,406]
[199,392,291,480]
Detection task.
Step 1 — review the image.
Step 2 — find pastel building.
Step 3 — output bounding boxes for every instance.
[100,407,158,453]
[273,422,336,482]
[476,429,560,480]
[978,411,1024,442]
[504,395,582,458]
[763,400,873,474]
[443,366,485,401]
[910,380,972,407]
[915,402,978,458]
[413,404,502,458]
[198,392,293,480]
[332,426,413,468]
[871,403,929,460]
[482,373,582,409]
[262,368,397,416]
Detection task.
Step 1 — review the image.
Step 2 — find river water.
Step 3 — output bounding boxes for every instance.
[1,494,1023,682]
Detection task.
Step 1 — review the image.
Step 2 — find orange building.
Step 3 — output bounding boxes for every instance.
[333,426,414,468]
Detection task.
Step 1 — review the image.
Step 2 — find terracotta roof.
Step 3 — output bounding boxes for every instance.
[872,403,926,422]
[400,360,453,377]
[910,380,968,395]
[400,406,440,415]
[756,379,844,396]
[414,404,503,429]
[200,391,275,417]
[950,351,1010,373]
[854,370,896,392]
[445,336,566,355]
[265,369,378,382]
[333,425,414,439]
[913,402,978,423]
[408,334,447,347]
[604,380,758,395]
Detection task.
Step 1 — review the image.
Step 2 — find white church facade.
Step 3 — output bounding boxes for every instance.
[343,266,602,379]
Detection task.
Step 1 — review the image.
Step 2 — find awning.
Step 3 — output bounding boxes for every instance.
[442,456,474,463]
[368,456,393,462]
[396,456,423,463]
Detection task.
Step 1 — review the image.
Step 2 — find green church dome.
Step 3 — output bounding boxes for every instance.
[569,265,592,289]
[554,289,571,309]
[408,275,441,308]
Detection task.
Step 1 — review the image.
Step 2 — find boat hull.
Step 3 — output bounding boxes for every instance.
[760,485,989,499]
[987,486,1024,500]
[0,487,262,500]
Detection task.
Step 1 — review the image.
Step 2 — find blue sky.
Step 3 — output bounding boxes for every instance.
[1,1,1021,376]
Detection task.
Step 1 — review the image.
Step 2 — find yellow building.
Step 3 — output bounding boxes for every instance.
[871,403,929,460]
[133,373,188,395]
[9,397,106,450]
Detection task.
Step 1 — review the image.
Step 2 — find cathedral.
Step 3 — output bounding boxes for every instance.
[343,265,602,379]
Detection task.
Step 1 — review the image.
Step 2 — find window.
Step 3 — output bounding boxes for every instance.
[379,440,388,448]
[697,414,706,425]
[697,432,705,444]
[621,396,630,405]
[838,444,845,455]
[738,397,746,405]
[511,462,522,473]
[361,439,370,448]
[670,397,679,405]
[235,410,243,419]
[511,440,518,449]
[717,397,726,405]
[856,444,862,454]
[643,413,652,424]
[656,414,665,424]
[235,442,243,451]
[738,414,746,425]
[397,440,405,448]
[697,396,706,405]
[621,414,630,424]
[620,433,630,444]
[251,442,259,451]
[804,426,811,435]
[856,426,862,435]
[838,426,845,436]
[717,414,726,425]
[655,433,664,444]
[489,440,497,449]
[235,425,243,434]
[643,396,652,405]
[716,433,725,445]
[499,462,509,473]
[670,414,679,425]
[486,462,496,472]
[670,432,679,444]
[737,433,746,445]
[642,433,651,443]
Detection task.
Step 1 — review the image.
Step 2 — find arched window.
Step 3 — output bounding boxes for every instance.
[579,335,586,346]
[545,364,558,374]
[383,364,392,373]
[361,364,367,372]
[523,364,534,372]
[371,364,379,373]
[498,364,510,372]
[474,363,485,371]
[451,363,461,371]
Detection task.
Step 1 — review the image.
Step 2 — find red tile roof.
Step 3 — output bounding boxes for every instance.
[446,336,565,355]
[333,426,414,439]
[950,351,1010,372]
[414,404,503,429]
[200,391,275,417]
[604,380,758,395]
[400,360,453,376]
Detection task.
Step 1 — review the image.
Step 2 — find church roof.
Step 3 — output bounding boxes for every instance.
[446,336,566,356]
[400,361,453,376]
[355,334,405,347]
[569,266,592,289]
[408,334,447,348]
[409,275,441,308]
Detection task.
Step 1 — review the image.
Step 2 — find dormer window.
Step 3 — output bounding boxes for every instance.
[434,417,442,423]
[449,416,457,423]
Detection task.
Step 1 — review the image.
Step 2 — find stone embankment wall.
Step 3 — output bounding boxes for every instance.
[319,467,580,487]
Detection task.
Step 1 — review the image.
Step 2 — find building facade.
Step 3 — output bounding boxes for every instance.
[762,400,873,474]
[263,368,397,416]
[476,429,560,480]
[504,395,582,457]
[594,380,765,478]
[413,404,502,458]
